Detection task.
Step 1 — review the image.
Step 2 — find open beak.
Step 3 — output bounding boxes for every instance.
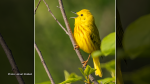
[70,11,78,19]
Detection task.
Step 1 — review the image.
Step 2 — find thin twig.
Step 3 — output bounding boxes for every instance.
[42,0,68,35]
[34,0,42,14]
[34,43,55,84]
[58,0,99,84]
[0,33,25,84]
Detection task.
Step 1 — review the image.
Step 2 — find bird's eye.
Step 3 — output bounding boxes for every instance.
[81,14,83,16]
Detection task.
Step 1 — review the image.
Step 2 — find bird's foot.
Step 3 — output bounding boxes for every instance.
[74,45,79,50]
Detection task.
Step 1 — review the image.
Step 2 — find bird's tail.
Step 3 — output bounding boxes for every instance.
[93,57,102,77]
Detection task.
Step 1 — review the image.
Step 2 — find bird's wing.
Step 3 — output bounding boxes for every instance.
[90,23,101,50]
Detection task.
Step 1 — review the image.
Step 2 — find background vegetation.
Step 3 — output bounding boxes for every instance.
[0,0,34,84]
[117,0,150,84]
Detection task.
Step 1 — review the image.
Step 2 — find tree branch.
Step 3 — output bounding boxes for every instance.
[58,0,99,84]
[34,43,55,84]
[0,33,25,84]
[34,0,41,14]
[42,0,68,35]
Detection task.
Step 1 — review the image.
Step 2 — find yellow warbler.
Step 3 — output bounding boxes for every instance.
[72,9,102,77]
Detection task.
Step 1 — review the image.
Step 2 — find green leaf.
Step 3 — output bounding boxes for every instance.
[98,77,115,84]
[59,73,82,84]
[123,14,150,59]
[64,70,70,80]
[84,65,90,75]
[84,65,96,76]
[36,81,51,84]
[59,77,82,84]
[79,68,87,80]
[101,32,115,56]
[69,73,79,78]
[91,50,103,58]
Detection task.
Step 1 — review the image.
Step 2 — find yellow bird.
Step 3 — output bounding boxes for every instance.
[72,9,102,77]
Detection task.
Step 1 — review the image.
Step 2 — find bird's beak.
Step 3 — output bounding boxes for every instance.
[70,11,78,19]
[71,11,77,14]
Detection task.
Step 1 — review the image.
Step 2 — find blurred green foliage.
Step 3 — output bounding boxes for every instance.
[117,14,150,84]
[123,66,150,84]
[123,14,150,59]
[101,60,115,75]
[117,14,150,59]
[35,0,115,84]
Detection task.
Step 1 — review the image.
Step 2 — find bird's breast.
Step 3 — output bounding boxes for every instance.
[74,25,96,53]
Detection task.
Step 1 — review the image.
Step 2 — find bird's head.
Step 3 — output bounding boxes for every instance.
[71,9,95,25]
